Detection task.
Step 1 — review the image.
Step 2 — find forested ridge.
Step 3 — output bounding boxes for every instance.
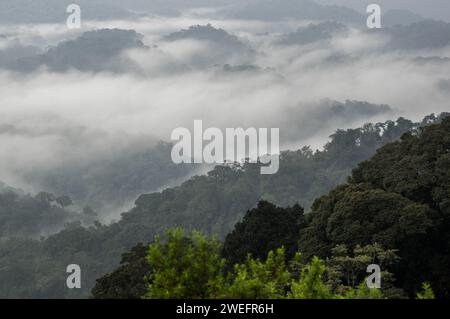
[0,113,448,298]
[93,115,450,299]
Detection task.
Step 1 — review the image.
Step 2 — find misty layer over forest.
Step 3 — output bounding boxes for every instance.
[0,0,449,298]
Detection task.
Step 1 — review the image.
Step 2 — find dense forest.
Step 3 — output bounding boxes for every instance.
[22,141,200,221]
[0,113,448,298]
[1,0,450,303]
[93,227,407,299]
[92,115,450,299]
[0,184,97,238]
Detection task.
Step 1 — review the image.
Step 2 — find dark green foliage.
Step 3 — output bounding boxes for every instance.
[0,222,123,298]
[91,243,151,299]
[300,116,450,297]
[144,228,225,299]
[123,115,442,243]
[0,184,82,238]
[300,184,435,257]
[0,114,447,298]
[222,201,305,266]
[326,244,405,299]
[140,229,389,299]
[97,231,409,299]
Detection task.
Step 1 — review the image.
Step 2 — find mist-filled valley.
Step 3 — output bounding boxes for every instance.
[0,0,449,300]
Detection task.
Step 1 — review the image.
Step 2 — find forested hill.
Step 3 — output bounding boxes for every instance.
[299,115,450,297]
[92,114,450,299]
[0,113,447,298]
[123,113,449,239]
[0,141,199,239]
[0,184,97,238]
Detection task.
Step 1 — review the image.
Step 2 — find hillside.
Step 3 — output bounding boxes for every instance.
[300,115,450,297]
[92,115,450,299]
[0,113,447,298]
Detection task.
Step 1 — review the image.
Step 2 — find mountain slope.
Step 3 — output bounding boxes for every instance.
[0,113,447,298]
[300,115,450,297]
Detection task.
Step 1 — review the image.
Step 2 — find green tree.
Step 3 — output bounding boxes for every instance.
[416,283,435,299]
[91,243,151,299]
[290,256,332,299]
[326,244,404,298]
[143,228,225,299]
[343,282,383,299]
[90,225,402,299]
[299,116,450,297]
[222,201,305,266]
[222,248,291,299]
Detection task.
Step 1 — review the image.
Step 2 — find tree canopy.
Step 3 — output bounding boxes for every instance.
[300,116,450,297]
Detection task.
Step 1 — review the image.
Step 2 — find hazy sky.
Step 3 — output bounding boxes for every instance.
[315,0,450,22]
[0,1,449,197]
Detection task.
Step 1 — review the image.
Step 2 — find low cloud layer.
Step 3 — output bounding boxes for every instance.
[0,7,449,216]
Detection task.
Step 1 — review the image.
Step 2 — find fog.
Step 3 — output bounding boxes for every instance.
[0,1,449,218]
[315,0,450,22]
